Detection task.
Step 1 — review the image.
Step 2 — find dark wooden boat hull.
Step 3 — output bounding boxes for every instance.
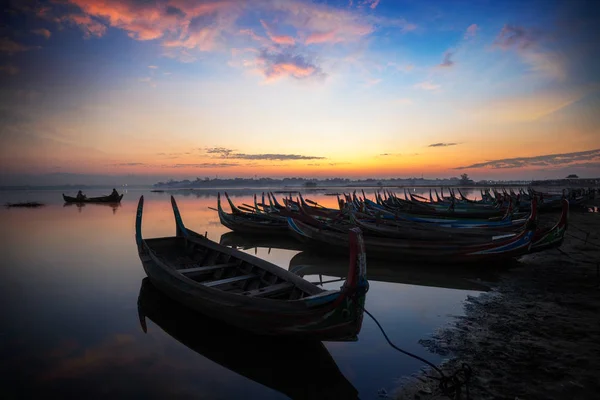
[62,193,123,203]
[286,199,540,263]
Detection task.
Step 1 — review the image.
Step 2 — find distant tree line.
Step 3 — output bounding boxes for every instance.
[153,175,486,189]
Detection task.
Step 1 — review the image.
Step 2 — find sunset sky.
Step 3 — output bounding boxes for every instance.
[1,0,599,184]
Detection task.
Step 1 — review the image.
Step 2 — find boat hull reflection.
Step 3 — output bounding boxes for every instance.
[219,231,307,251]
[290,252,504,292]
[137,278,359,400]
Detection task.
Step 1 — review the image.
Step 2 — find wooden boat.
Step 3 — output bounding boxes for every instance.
[217,192,289,234]
[62,193,123,203]
[138,278,359,399]
[135,195,368,339]
[287,198,540,263]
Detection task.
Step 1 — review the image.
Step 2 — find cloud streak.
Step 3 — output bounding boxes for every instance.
[232,153,325,160]
[0,37,33,53]
[32,28,52,39]
[455,149,600,170]
[260,20,295,46]
[254,48,326,82]
[464,24,478,39]
[204,147,325,160]
[493,24,566,81]
[438,51,454,68]
[169,163,239,168]
[429,143,459,147]
[414,81,440,90]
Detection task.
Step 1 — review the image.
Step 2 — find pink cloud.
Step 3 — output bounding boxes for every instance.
[366,0,381,10]
[260,20,295,46]
[240,28,265,43]
[32,28,52,39]
[414,81,440,90]
[493,24,540,50]
[62,0,236,47]
[438,50,454,68]
[464,24,478,39]
[305,30,340,45]
[61,14,107,38]
[0,38,31,53]
[253,49,326,82]
[270,1,375,43]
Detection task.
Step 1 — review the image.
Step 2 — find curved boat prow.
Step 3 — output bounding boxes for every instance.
[346,228,368,291]
[560,198,569,229]
[224,192,243,215]
[135,196,144,247]
[138,302,147,333]
[170,195,189,238]
[526,196,538,230]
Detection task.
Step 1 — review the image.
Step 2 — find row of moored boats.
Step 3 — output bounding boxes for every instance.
[133,187,590,342]
[215,187,582,263]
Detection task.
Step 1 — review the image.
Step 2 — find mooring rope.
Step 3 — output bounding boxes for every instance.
[363,308,472,399]
[565,232,600,249]
[555,247,599,265]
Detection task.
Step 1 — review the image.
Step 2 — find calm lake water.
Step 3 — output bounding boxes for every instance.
[0,188,496,399]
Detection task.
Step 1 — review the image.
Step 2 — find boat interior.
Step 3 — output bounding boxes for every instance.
[144,237,318,300]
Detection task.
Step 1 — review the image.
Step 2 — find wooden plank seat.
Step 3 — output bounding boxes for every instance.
[202,274,257,288]
[178,262,239,276]
[241,282,295,297]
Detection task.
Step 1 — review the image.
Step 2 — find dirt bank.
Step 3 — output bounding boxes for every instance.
[394,210,600,400]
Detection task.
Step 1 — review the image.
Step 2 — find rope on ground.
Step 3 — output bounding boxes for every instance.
[568,223,593,236]
[565,232,600,249]
[364,308,472,400]
[555,248,598,265]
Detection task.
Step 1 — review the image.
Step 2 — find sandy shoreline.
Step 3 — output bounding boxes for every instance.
[394,208,600,399]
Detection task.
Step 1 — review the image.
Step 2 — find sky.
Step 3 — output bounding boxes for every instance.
[0,0,599,185]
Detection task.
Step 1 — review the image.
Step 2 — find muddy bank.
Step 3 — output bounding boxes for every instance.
[394,210,600,399]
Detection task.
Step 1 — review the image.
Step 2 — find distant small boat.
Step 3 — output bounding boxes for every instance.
[62,193,123,203]
[5,202,45,208]
[135,195,368,339]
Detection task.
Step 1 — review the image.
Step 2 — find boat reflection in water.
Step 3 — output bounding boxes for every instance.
[289,251,504,292]
[219,231,307,252]
[219,232,504,292]
[137,278,359,400]
[62,201,122,214]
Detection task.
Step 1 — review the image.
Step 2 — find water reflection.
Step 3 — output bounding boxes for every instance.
[63,202,122,214]
[138,278,359,400]
[219,231,307,252]
[0,189,491,399]
[289,251,501,292]
[219,232,503,292]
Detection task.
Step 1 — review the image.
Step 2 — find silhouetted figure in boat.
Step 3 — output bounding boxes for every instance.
[76,190,86,201]
[110,188,119,198]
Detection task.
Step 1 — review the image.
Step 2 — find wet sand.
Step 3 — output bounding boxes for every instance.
[395,208,600,399]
